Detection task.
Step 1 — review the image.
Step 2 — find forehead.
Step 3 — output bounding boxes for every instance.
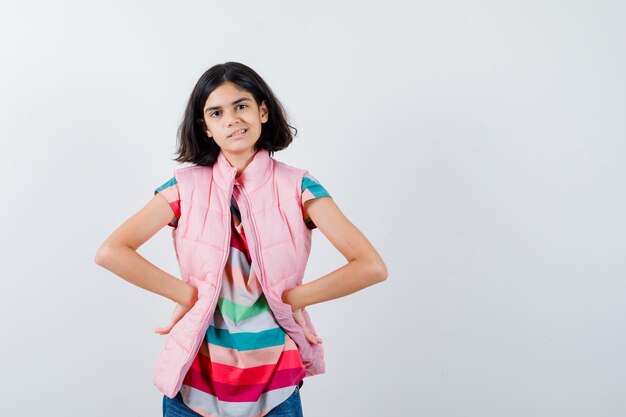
[204,82,253,106]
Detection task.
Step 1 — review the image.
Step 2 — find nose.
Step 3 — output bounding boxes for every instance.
[224,108,242,126]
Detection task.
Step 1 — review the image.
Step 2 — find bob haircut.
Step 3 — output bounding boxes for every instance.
[174,62,297,166]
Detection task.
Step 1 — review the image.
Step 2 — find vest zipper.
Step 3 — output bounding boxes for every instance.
[234,184,277,305]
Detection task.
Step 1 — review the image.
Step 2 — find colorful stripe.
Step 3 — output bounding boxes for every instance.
[206,326,286,351]
[183,367,304,402]
[190,350,303,387]
[301,173,330,201]
[180,384,298,417]
[197,338,298,369]
[217,295,270,323]
[154,177,181,228]
[301,173,331,230]
[212,307,277,334]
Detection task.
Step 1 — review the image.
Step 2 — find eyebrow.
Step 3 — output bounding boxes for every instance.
[204,97,251,113]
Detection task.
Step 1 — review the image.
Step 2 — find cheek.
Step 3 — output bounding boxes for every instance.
[204,121,216,135]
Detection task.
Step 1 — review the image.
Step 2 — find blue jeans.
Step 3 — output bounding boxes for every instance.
[162,381,304,417]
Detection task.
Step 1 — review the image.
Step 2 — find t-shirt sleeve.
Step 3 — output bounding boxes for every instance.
[301,172,332,230]
[154,177,181,228]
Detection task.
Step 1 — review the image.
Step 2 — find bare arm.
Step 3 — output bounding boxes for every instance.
[282,197,388,311]
[94,194,197,309]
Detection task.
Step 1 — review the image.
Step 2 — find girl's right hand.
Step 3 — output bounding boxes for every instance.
[154,283,199,335]
[154,302,191,335]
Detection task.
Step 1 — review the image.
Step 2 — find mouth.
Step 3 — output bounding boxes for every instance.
[227,128,248,139]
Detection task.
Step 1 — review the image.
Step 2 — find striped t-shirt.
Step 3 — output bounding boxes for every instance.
[154,172,331,417]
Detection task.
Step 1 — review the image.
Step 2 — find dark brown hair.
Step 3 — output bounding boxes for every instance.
[174,62,297,166]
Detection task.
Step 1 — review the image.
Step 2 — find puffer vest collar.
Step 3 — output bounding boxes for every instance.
[213,147,272,192]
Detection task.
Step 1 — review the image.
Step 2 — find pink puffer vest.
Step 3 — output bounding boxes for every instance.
[152,148,325,399]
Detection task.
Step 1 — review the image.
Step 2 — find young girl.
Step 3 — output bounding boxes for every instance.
[95,62,387,417]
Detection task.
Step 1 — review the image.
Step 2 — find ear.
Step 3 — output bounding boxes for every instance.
[260,100,269,124]
[197,118,212,137]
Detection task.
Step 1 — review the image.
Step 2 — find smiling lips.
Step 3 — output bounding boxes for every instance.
[227,128,247,139]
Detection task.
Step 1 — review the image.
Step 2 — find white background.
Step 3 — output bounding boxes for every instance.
[1,1,625,416]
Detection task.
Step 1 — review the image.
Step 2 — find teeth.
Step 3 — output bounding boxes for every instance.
[230,129,246,137]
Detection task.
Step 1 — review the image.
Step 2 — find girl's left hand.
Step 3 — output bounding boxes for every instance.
[154,303,190,335]
[292,308,323,345]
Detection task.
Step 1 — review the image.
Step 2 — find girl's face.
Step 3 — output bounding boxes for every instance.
[202,81,268,158]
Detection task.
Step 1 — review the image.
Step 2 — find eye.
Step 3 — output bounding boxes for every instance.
[210,110,221,117]
[236,104,248,110]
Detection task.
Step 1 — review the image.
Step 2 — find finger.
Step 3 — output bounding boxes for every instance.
[155,326,171,335]
[308,326,322,341]
[154,327,169,335]
[154,321,175,335]
[304,329,321,345]
[292,314,305,327]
